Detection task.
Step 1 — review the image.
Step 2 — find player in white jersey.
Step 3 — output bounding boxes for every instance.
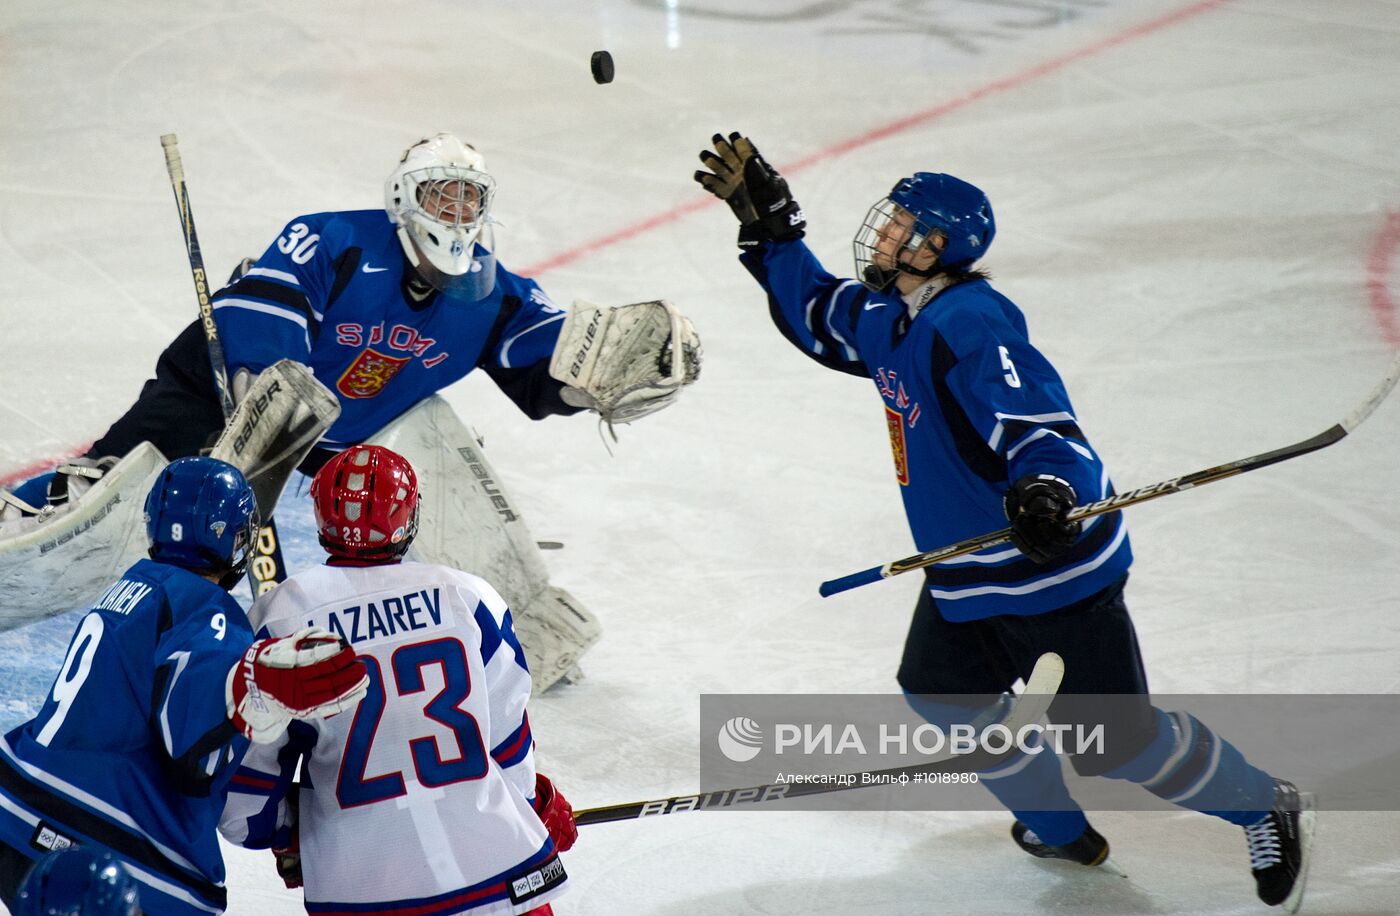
[220,445,576,916]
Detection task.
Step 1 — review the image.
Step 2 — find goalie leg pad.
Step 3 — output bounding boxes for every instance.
[364,395,601,692]
[0,442,166,629]
[512,585,602,693]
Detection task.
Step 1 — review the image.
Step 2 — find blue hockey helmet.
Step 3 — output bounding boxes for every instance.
[14,847,141,916]
[143,456,259,575]
[854,172,995,290]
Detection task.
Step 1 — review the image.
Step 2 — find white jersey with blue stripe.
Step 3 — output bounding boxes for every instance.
[0,559,254,915]
[211,210,576,447]
[220,561,565,916]
[743,239,1132,620]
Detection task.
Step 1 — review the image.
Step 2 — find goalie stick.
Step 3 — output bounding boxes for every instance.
[161,133,288,595]
[574,651,1063,826]
[820,347,1400,597]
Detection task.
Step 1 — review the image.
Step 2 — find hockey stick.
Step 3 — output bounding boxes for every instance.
[161,134,289,594]
[574,651,1063,826]
[820,348,1400,597]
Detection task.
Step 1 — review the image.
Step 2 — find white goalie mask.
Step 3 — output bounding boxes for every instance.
[385,133,498,299]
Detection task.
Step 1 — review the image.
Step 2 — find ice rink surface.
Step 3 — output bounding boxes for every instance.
[3,0,1400,912]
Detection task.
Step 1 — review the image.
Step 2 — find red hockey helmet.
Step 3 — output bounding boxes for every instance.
[311,445,420,560]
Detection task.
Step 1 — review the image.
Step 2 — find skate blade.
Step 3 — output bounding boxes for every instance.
[1282,793,1318,914]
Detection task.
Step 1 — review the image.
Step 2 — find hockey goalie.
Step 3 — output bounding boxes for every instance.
[0,131,702,692]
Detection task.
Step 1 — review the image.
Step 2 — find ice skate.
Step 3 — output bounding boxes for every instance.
[1011,820,1110,867]
[1245,780,1316,911]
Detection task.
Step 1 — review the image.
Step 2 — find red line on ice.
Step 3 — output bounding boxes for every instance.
[1366,209,1400,349]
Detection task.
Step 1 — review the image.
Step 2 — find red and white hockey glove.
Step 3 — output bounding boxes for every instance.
[532,774,577,853]
[227,627,369,744]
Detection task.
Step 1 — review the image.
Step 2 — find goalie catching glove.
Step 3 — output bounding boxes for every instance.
[549,299,701,428]
[226,626,369,744]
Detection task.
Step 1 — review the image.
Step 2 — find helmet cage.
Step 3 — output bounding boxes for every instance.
[853,197,945,292]
[385,134,498,293]
[854,172,995,292]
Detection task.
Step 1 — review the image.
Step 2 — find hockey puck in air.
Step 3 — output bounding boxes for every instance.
[590,50,614,84]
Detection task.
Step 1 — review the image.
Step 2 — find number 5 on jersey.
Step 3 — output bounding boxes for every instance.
[999,345,1022,388]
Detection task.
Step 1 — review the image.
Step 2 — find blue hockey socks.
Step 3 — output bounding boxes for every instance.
[1101,708,1274,825]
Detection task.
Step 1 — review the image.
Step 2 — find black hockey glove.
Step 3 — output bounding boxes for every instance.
[1004,474,1082,565]
[695,133,805,249]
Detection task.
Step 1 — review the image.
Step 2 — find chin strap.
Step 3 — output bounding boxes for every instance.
[862,264,898,292]
[863,239,948,294]
[396,225,422,269]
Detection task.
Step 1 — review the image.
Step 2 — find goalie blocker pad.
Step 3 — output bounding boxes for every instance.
[364,395,600,693]
[210,359,341,518]
[0,361,339,628]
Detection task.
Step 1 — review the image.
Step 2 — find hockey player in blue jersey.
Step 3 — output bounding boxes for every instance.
[0,456,369,916]
[696,133,1314,910]
[12,131,699,478]
[0,131,700,688]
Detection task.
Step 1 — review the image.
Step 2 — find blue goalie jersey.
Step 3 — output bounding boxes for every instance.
[743,239,1132,620]
[210,210,577,447]
[0,559,254,915]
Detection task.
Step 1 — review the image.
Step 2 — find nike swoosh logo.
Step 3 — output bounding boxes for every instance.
[361,263,389,273]
[863,301,887,311]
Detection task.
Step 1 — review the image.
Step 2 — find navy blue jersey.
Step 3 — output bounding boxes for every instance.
[210,210,579,447]
[743,239,1131,620]
[0,559,253,915]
